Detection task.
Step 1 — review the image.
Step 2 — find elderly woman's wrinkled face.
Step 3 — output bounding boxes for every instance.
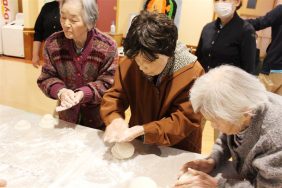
[60,1,88,41]
[207,116,250,135]
[135,53,169,76]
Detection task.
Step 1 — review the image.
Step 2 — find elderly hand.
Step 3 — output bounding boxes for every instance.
[56,90,84,112]
[58,88,77,108]
[104,118,129,143]
[174,168,218,188]
[74,90,84,104]
[178,158,215,178]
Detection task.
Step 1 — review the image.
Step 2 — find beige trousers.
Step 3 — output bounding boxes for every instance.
[258,73,282,96]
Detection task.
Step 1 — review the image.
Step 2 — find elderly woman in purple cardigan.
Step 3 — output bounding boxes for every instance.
[37,0,118,129]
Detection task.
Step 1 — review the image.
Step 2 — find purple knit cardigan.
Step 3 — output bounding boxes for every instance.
[37,28,118,128]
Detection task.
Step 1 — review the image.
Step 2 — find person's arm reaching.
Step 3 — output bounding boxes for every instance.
[32,41,42,68]
[247,5,282,30]
[240,25,256,74]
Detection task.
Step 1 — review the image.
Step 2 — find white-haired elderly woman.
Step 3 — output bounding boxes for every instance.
[37,0,118,129]
[175,65,282,188]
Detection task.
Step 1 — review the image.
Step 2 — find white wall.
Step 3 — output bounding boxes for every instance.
[22,0,39,28]
[238,0,275,17]
[116,0,144,35]
[22,0,48,28]
[178,0,213,46]
[116,0,214,46]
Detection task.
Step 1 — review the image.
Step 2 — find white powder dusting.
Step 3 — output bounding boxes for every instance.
[0,124,140,187]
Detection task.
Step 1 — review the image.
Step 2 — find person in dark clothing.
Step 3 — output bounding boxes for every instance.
[32,0,62,68]
[196,0,256,74]
[247,5,282,95]
[253,33,262,75]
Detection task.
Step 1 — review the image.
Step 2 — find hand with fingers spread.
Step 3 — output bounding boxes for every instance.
[178,158,215,178]
[174,168,218,188]
[104,118,129,143]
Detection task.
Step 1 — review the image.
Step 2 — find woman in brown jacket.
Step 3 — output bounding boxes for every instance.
[101,11,204,153]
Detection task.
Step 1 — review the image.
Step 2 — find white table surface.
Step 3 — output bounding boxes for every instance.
[0,105,236,188]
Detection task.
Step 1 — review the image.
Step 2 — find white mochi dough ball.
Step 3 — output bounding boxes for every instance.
[14,120,31,130]
[111,145,123,159]
[111,142,135,159]
[128,176,158,188]
[39,114,57,129]
[178,172,194,184]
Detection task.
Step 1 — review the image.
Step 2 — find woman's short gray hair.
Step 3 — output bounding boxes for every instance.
[60,0,99,29]
[190,65,268,124]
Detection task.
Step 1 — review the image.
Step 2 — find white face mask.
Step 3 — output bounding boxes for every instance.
[214,2,235,19]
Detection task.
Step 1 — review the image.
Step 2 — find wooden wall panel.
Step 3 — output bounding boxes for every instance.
[23,29,34,62]
[18,0,23,12]
[96,0,117,32]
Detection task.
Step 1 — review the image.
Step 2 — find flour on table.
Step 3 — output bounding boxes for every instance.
[39,114,58,129]
[14,120,31,130]
[111,142,135,160]
[128,176,158,188]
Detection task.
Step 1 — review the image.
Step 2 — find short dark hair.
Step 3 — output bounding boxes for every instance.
[123,11,178,62]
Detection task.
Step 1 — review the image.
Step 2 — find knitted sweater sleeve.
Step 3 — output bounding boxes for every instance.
[37,44,66,99]
[218,136,282,187]
[77,46,119,104]
[209,133,232,168]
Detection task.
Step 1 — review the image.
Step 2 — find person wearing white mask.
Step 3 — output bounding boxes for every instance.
[196,0,257,140]
[196,0,256,74]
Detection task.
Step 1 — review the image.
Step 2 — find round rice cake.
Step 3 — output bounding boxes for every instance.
[111,142,135,159]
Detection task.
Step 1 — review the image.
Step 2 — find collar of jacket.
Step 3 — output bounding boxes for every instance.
[215,11,240,29]
[146,42,197,86]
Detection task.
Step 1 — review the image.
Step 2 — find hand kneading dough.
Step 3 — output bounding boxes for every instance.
[128,176,158,188]
[14,120,31,130]
[178,172,194,184]
[39,114,58,129]
[111,142,134,159]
